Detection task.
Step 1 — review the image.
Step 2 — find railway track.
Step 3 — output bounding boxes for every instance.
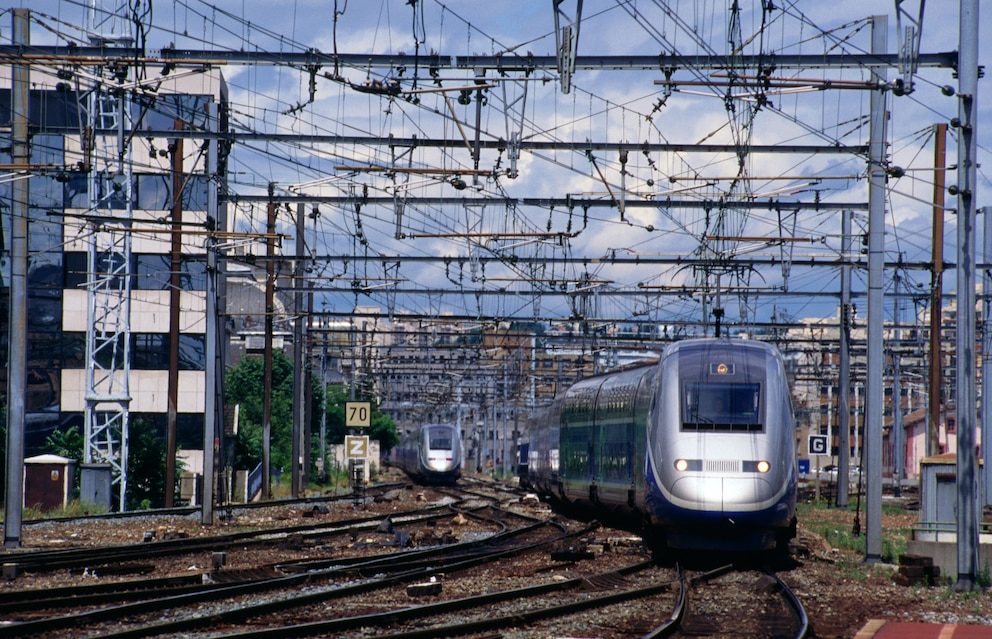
[0,485,594,637]
[670,563,809,639]
[1,501,461,576]
[211,560,680,639]
[0,481,809,639]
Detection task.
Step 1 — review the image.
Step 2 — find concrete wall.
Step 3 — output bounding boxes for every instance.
[906,538,992,580]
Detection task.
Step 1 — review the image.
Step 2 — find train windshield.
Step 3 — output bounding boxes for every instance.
[428,432,454,450]
[682,382,762,432]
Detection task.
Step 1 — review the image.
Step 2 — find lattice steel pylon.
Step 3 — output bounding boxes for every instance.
[80,3,136,511]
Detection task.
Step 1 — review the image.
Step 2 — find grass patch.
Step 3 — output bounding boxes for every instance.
[22,500,110,519]
[797,499,911,563]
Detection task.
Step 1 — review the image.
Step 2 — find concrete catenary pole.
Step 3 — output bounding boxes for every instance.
[983,203,992,509]
[201,102,220,526]
[863,14,888,564]
[3,8,30,549]
[954,0,980,592]
[837,210,852,507]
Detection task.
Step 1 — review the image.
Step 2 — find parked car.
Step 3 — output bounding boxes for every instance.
[821,464,862,484]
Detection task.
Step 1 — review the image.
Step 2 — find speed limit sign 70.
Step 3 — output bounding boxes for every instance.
[346,401,371,428]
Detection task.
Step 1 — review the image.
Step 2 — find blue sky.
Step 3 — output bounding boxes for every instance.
[6,1,990,332]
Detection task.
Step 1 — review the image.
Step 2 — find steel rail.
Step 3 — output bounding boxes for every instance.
[637,563,687,639]
[766,567,810,639]
[206,561,674,639]
[7,513,575,638]
[2,499,454,574]
[679,565,808,639]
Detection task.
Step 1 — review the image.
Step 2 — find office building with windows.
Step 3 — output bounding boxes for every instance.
[1,61,228,478]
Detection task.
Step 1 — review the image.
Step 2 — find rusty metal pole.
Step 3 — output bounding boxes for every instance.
[928,123,947,458]
[262,189,276,500]
[165,125,183,507]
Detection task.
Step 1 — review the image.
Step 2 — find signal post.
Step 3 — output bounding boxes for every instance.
[345,402,371,506]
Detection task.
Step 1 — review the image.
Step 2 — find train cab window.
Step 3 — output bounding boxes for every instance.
[429,435,453,450]
[682,382,762,432]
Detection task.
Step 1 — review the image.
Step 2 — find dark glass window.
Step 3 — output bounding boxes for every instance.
[177,413,204,449]
[62,332,87,369]
[134,254,206,291]
[130,412,166,442]
[65,174,90,208]
[181,174,209,211]
[134,253,171,290]
[38,88,80,128]
[28,217,63,254]
[92,333,126,370]
[178,334,206,370]
[139,94,212,131]
[95,251,130,290]
[133,334,168,369]
[29,176,63,209]
[135,173,209,211]
[27,293,61,333]
[28,257,63,333]
[26,364,60,411]
[29,256,63,292]
[181,257,206,290]
[27,134,65,208]
[132,333,205,371]
[64,252,87,289]
[30,134,63,164]
[97,172,135,209]
[136,173,171,210]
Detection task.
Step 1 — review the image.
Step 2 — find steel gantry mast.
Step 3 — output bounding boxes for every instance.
[81,2,137,511]
[552,0,582,94]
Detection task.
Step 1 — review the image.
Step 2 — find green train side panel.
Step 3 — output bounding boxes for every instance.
[558,379,599,500]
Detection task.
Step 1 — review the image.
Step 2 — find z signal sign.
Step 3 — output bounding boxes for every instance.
[345,435,369,459]
[808,434,829,456]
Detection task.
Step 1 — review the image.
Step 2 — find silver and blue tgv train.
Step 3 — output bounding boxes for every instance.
[526,338,797,551]
[393,422,463,484]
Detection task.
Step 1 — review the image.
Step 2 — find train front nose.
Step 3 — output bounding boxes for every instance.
[670,475,775,515]
[426,454,457,473]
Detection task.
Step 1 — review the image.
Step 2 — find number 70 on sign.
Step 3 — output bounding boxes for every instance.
[346,401,371,428]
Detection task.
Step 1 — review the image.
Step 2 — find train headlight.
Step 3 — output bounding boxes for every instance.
[674,459,701,471]
[756,460,770,473]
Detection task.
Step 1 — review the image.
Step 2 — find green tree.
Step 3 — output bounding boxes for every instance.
[224,352,326,478]
[324,384,399,452]
[226,354,293,474]
[126,418,172,510]
[46,424,83,460]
